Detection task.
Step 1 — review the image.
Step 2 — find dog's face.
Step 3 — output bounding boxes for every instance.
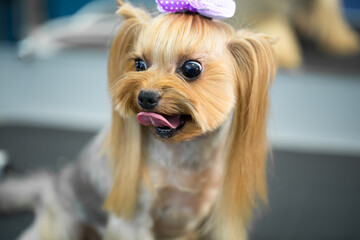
[111,14,237,141]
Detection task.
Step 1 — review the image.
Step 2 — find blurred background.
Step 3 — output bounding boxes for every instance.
[0,0,359,239]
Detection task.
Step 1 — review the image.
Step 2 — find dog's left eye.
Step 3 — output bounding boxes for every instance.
[135,59,147,71]
[180,61,202,81]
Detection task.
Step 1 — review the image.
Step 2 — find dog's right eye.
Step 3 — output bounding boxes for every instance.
[135,59,147,71]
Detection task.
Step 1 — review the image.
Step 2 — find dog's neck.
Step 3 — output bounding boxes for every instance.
[145,119,232,238]
[146,119,231,170]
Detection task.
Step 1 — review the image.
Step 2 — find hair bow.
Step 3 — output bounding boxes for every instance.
[155,0,236,19]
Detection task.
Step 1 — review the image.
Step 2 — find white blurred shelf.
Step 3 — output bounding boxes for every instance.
[0,44,111,131]
[269,69,360,156]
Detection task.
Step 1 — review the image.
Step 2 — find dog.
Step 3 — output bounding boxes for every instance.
[0,1,276,239]
[228,0,359,69]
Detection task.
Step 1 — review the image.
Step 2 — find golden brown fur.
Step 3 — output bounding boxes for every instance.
[104,1,276,239]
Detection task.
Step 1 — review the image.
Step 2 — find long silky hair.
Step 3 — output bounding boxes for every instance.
[104,1,276,239]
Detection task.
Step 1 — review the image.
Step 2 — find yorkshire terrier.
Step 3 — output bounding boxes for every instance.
[0,1,276,239]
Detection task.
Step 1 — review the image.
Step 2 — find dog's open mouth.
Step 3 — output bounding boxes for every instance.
[137,112,190,138]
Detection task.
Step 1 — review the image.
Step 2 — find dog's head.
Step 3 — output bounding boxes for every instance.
[105,1,276,239]
[110,12,238,141]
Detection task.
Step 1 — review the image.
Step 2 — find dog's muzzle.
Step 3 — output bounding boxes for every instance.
[136,90,191,138]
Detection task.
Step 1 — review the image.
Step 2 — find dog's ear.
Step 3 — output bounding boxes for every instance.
[210,30,276,239]
[104,1,150,219]
[116,0,151,21]
[108,0,150,87]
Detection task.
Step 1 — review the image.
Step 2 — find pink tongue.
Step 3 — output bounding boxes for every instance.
[137,112,180,129]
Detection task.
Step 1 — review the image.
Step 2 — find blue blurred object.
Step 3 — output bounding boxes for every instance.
[343,0,360,29]
[47,0,94,18]
[0,0,17,42]
[0,0,156,42]
[343,0,360,8]
[1,0,95,42]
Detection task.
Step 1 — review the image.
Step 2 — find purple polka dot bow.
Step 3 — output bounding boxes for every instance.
[155,0,236,19]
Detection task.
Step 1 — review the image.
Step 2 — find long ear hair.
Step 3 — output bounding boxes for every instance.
[208,30,276,240]
[103,1,151,219]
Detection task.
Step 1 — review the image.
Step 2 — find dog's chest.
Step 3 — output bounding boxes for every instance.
[150,165,222,238]
[146,134,225,238]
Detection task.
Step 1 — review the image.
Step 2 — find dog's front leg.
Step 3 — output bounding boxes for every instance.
[104,214,154,240]
[104,186,154,240]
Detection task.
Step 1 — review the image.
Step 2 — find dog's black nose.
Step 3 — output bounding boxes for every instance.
[138,90,160,110]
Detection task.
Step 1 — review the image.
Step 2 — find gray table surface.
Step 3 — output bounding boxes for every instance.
[0,126,359,240]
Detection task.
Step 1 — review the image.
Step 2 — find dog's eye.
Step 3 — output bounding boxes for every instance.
[135,59,147,71]
[180,61,202,81]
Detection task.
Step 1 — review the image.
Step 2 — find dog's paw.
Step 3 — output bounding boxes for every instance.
[318,24,359,55]
[296,0,359,56]
[256,14,302,69]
